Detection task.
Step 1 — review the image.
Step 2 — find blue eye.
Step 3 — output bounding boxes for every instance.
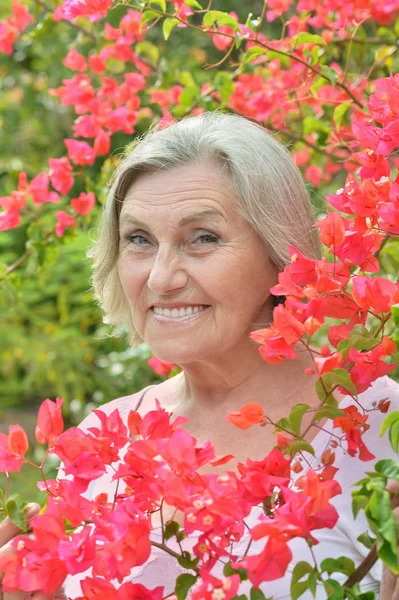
[126,233,149,245]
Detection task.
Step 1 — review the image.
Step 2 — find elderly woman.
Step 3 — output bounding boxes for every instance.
[1,112,399,599]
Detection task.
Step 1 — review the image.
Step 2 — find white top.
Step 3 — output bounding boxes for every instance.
[63,375,399,599]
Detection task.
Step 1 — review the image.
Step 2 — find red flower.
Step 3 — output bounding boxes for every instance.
[35,397,64,446]
[333,405,375,461]
[225,403,264,430]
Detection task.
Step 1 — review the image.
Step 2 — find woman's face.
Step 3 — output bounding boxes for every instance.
[118,159,278,364]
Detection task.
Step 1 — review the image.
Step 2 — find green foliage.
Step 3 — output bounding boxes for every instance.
[175,573,198,600]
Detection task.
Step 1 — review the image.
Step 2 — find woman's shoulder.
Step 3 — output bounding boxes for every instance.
[77,372,184,433]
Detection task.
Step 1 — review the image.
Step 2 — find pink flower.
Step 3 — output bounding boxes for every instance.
[147,356,176,377]
[70,191,96,215]
[48,157,75,195]
[54,0,114,23]
[63,49,87,72]
[64,139,96,166]
[55,211,76,237]
[59,527,96,575]
[35,397,64,446]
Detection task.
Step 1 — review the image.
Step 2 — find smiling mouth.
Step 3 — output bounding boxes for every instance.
[151,305,209,319]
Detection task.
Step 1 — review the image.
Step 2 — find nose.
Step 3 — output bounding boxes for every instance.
[147,243,188,295]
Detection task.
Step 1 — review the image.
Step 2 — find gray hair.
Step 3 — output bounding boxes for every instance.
[87,111,322,345]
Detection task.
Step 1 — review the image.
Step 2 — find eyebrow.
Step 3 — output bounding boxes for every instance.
[120,208,226,229]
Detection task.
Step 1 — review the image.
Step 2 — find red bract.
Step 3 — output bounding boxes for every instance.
[333,405,376,460]
[118,582,164,600]
[0,432,23,472]
[35,397,64,446]
[8,424,29,457]
[225,403,265,429]
[235,536,292,587]
[147,355,176,376]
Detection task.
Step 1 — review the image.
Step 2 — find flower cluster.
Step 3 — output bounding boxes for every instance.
[0,396,344,597]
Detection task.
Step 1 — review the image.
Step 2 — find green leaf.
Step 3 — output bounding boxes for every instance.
[365,489,398,573]
[324,579,345,599]
[185,0,203,7]
[380,411,399,453]
[290,562,315,600]
[250,587,270,600]
[390,421,399,453]
[328,368,358,395]
[375,458,399,481]
[244,46,267,61]
[287,440,315,456]
[5,494,28,532]
[288,404,310,435]
[164,520,181,541]
[352,494,369,519]
[203,10,241,31]
[315,405,345,421]
[357,531,377,550]
[163,17,179,40]
[223,562,248,580]
[381,410,399,437]
[320,556,355,576]
[245,13,261,32]
[149,0,166,11]
[136,41,159,63]
[320,65,339,86]
[293,32,326,46]
[177,551,200,569]
[141,9,159,25]
[175,574,197,600]
[333,101,351,132]
[310,76,326,98]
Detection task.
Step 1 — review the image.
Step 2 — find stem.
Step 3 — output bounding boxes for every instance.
[151,540,200,575]
[343,544,378,592]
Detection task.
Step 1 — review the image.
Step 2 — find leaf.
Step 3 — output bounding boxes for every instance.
[5,494,28,532]
[203,10,241,31]
[149,0,166,11]
[136,41,159,63]
[250,587,270,600]
[244,46,267,61]
[287,440,315,456]
[333,102,351,132]
[381,411,399,452]
[310,76,326,98]
[185,0,203,7]
[320,556,355,576]
[288,404,310,435]
[293,32,326,46]
[164,519,181,541]
[175,574,197,600]
[223,562,248,580]
[315,405,345,421]
[375,458,399,481]
[163,17,179,40]
[352,494,369,519]
[324,579,345,599]
[381,410,399,437]
[320,65,339,85]
[365,489,398,573]
[328,368,358,395]
[177,551,200,569]
[291,562,317,600]
[357,531,377,550]
[141,9,159,25]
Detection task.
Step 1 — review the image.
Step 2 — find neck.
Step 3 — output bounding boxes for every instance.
[176,338,314,417]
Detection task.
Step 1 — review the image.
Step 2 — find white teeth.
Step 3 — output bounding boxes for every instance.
[153,305,206,317]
